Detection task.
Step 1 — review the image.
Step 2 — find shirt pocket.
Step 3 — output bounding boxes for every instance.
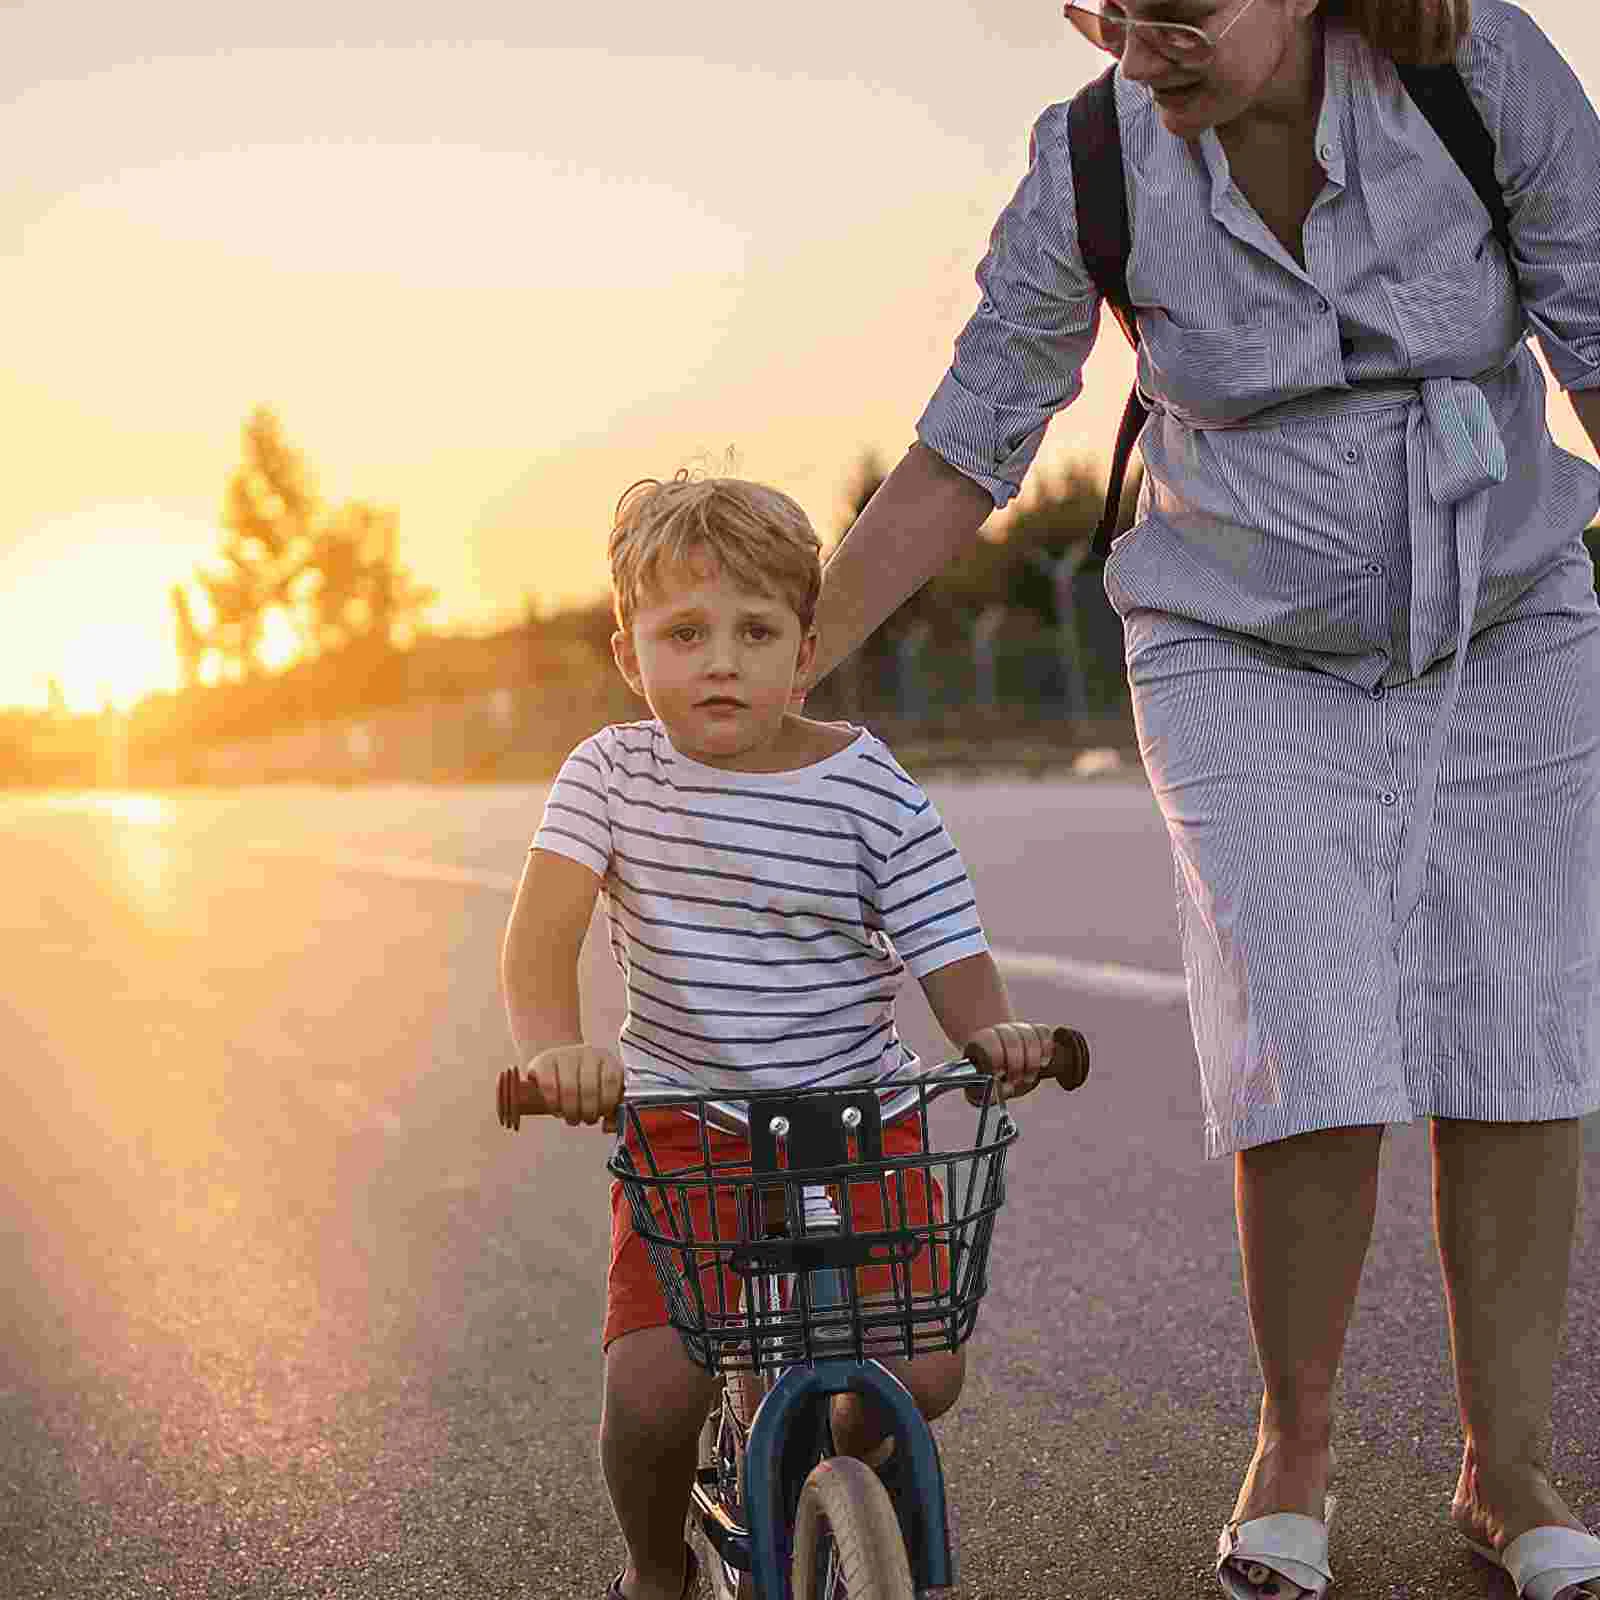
[1137,311,1281,425]
[1383,243,1525,377]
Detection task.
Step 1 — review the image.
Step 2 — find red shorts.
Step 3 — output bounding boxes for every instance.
[604,1108,947,1350]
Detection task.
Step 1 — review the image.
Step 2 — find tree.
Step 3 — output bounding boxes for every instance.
[306,503,434,656]
[190,407,316,681]
[178,408,434,687]
[170,586,204,691]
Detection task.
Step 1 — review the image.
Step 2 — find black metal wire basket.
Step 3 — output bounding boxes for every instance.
[607,1075,1019,1375]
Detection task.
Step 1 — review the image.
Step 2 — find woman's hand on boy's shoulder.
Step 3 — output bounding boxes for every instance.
[527,1043,625,1126]
[963,1021,1057,1103]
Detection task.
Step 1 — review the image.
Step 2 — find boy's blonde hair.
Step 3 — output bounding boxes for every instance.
[609,471,823,633]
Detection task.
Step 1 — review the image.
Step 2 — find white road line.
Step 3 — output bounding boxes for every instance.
[249,841,520,893]
[988,947,1188,1006]
[249,841,1189,1007]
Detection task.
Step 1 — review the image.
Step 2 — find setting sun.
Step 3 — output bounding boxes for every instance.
[2,504,222,712]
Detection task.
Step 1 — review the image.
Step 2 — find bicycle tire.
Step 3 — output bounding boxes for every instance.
[789,1457,915,1600]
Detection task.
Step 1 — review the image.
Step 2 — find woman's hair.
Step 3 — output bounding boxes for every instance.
[608,470,823,632]
[1321,0,1470,66]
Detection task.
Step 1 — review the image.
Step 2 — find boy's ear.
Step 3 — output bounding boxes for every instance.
[795,628,818,683]
[611,629,645,697]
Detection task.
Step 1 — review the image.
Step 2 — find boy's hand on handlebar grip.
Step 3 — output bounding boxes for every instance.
[963,1022,1056,1102]
[528,1044,624,1127]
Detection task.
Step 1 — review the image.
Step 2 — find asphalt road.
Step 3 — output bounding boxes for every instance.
[1,781,1594,1599]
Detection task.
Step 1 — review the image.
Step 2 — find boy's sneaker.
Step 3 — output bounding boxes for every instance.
[605,1545,698,1600]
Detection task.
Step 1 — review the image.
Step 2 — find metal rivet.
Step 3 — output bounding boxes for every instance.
[769,1115,790,1137]
[841,1106,862,1129]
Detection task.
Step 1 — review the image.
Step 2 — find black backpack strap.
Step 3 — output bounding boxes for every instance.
[1069,64,1138,346]
[1396,63,1511,254]
[1068,65,1147,561]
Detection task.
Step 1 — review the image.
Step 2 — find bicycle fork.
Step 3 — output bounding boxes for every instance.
[741,1355,954,1598]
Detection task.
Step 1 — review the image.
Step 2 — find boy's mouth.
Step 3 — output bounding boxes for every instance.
[697,696,746,710]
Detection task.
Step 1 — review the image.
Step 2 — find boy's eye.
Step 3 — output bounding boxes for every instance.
[743,623,774,642]
[670,626,701,644]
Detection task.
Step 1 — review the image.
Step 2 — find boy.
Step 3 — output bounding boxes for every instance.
[501,471,1057,1600]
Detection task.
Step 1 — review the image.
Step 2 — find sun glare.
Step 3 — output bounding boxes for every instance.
[3,504,222,712]
[257,605,300,674]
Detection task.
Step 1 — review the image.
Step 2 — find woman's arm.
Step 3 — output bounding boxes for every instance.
[1570,388,1600,458]
[807,443,995,687]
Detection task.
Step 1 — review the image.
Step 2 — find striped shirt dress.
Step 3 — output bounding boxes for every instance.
[918,1,1600,1155]
[531,721,991,1096]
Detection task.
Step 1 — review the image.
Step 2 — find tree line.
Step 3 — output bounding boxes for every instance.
[13,401,1600,788]
[143,417,1142,756]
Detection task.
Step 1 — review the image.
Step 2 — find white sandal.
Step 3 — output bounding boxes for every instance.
[1463,1525,1600,1600]
[1217,1494,1338,1599]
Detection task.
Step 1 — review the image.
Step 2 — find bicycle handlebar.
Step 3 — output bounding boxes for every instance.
[495,1025,1090,1132]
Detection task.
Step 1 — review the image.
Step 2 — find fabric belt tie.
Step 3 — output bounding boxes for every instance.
[1393,376,1507,938]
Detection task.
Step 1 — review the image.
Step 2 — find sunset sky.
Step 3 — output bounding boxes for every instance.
[5,0,1597,711]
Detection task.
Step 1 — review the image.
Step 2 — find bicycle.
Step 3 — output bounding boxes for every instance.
[496,1026,1090,1599]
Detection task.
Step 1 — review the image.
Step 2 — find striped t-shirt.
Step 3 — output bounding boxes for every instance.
[531,719,990,1094]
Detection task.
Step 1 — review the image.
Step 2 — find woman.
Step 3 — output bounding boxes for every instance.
[803,1,1600,1596]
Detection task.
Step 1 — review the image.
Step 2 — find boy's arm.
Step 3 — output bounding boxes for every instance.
[917,950,1014,1042]
[500,846,618,1124]
[917,951,1055,1099]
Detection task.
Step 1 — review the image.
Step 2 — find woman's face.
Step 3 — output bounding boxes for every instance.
[1115,0,1320,138]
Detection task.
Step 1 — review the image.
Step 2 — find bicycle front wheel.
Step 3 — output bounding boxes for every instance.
[789,1457,914,1600]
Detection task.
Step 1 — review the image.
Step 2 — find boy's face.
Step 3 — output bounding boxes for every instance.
[612,553,816,771]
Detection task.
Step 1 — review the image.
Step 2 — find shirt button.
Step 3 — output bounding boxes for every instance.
[1318,141,1334,161]
[1342,446,1361,464]
[1364,561,1385,575]
[1380,791,1398,806]
[1313,296,1330,314]
[1370,684,1386,701]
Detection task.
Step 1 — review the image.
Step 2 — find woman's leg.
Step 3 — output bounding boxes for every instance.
[1230,1125,1385,1530]
[601,1325,721,1600]
[1432,1116,1590,1550]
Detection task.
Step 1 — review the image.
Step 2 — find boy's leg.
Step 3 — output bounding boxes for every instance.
[601,1325,721,1600]
[830,1344,965,1460]
[829,1138,966,1457]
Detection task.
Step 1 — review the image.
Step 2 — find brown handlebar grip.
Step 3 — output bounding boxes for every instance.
[963,1026,1091,1093]
[496,1065,550,1131]
[1047,1025,1091,1091]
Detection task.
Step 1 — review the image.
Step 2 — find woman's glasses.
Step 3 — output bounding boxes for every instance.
[1062,0,1261,66]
